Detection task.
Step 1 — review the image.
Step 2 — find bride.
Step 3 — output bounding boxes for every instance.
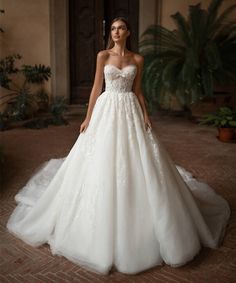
[6,17,231,275]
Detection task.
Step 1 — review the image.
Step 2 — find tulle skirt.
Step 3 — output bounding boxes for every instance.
[7,90,231,274]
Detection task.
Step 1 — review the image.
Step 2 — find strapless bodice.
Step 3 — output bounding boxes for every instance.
[104,64,137,93]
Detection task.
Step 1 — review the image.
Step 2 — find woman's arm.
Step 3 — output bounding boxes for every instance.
[133,55,152,130]
[80,51,106,133]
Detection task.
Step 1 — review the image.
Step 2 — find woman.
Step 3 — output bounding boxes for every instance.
[7,17,230,275]
[80,18,151,134]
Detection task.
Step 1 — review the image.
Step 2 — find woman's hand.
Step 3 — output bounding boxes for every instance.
[80,118,90,133]
[144,115,152,131]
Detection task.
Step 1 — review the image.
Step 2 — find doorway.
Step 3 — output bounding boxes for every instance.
[69,0,139,104]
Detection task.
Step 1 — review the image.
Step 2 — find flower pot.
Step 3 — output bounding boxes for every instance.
[218,127,235,142]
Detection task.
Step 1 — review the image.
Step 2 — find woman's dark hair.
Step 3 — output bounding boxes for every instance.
[106,17,132,50]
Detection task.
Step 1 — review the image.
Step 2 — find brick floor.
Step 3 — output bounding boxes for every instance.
[0,108,235,283]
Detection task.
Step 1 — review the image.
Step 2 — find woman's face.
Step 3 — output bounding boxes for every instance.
[110,20,130,43]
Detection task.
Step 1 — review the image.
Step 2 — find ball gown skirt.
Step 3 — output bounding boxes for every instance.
[6,64,231,275]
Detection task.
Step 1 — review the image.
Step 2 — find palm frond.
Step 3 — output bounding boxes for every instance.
[171,12,191,47]
[189,3,208,49]
[140,25,179,42]
[204,42,221,70]
[209,4,236,37]
[21,64,51,84]
[201,65,214,97]
[207,0,223,27]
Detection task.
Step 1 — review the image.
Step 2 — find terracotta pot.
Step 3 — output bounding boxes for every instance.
[218,127,235,142]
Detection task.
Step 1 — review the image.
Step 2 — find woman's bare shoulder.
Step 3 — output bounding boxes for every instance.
[132,52,144,65]
[97,49,110,59]
[96,50,110,67]
[127,51,144,65]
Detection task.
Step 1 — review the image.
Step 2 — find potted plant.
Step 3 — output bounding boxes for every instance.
[139,0,236,113]
[199,107,236,142]
[0,54,51,128]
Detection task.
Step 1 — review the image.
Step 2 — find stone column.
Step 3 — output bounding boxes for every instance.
[49,0,70,102]
[139,0,162,39]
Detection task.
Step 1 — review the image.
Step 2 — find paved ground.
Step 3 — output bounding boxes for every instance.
[0,107,236,283]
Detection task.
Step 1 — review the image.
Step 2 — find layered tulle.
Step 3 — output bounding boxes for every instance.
[7,65,231,275]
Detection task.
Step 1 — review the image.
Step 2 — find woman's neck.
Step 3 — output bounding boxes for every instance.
[111,43,127,56]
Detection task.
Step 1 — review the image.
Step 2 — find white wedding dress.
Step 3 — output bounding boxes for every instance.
[7,64,231,275]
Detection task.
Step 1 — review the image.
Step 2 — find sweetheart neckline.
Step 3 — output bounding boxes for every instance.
[104,64,137,71]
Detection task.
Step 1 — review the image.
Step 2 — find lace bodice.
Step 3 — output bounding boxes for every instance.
[104,64,137,93]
